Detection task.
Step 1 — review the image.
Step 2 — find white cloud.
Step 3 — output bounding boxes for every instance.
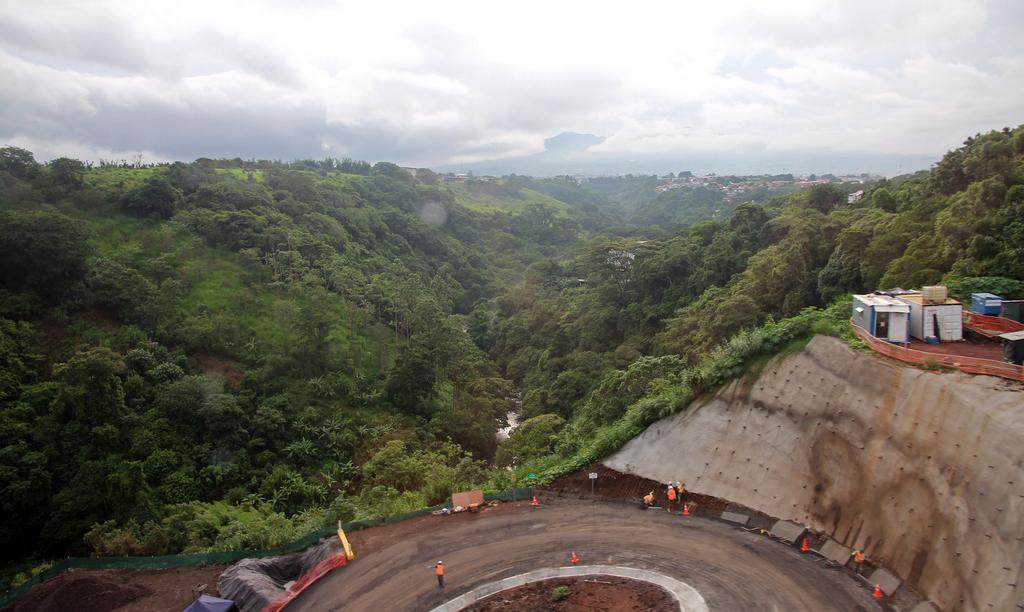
[0,0,1021,169]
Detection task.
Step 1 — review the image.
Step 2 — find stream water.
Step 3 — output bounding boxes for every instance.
[496,388,523,441]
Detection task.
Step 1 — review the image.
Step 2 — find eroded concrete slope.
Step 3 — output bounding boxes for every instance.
[606,335,1024,611]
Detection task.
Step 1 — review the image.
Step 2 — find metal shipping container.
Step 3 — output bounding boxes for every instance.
[852,294,911,343]
[1001,300,1024,323]
[999,331,1024,365]
[896,294,963,342]
[971,292,1002,315]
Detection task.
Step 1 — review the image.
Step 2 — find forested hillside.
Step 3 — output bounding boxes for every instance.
[1,125,1022,586]
[0,154,600,573]
[473,125,1024,472]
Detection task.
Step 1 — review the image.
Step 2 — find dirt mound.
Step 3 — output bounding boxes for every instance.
[2,566,225,612]
[3,573,150,612]
[548,463,729,515]
[464,576,677,611]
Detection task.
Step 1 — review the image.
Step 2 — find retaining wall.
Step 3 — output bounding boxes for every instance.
[606,335,1024,611]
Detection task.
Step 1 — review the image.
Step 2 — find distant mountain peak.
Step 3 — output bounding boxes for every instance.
[543,132,605,153]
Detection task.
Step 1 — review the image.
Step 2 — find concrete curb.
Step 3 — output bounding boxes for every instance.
[429,564,708,612]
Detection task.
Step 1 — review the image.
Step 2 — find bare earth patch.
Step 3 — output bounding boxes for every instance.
[2,566,225,612]
[463,576,677,612]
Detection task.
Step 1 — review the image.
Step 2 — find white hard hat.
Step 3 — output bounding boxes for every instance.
[438,561,443,564]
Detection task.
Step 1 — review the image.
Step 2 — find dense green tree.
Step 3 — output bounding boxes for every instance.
[0,146,39,179]
[496,414,565,466]
[47,157,86,190]
[0,210,92,305]
[120,175,182,218]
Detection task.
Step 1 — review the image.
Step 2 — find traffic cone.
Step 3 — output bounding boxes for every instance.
[873,584,883,599]
[531,495,539,508]
[571,552,579,565]
[801,537,809,553]
[682,504,690,516]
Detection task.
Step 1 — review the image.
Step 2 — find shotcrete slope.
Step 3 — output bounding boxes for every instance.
[606,335,1024,611]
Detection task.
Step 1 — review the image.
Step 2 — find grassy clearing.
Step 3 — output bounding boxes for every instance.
[83,167,159,192]
[215,168,266,183]
[449,185,575,216]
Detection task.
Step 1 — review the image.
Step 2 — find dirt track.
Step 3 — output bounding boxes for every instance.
[291,496,882,611]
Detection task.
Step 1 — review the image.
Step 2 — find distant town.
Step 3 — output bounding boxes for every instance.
[647,172,872,202]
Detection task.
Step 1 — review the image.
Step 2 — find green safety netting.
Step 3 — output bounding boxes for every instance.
[0,487,536,609]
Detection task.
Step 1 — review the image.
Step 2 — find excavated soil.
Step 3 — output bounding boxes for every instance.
[550,463,746,517]
[2,566,224,612]
[463,576,676,612]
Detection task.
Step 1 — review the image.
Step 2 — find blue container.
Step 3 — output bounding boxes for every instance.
[971,293,1002,315]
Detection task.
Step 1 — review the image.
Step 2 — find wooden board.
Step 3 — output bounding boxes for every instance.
[452,490,484,508]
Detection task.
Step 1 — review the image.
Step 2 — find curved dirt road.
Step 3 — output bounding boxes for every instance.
[292,497,881,611]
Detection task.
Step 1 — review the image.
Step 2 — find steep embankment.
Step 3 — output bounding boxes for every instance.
[606,335,1024,611]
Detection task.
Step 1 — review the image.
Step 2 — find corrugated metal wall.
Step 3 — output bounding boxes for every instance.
[923,305,963,341]
[852,297,871,331]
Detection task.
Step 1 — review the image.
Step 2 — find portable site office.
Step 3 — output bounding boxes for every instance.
[896,293,963,342]
[852,294,910,343]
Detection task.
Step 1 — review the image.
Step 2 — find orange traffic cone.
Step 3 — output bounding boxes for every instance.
[571,552,579,565]
[682,504,690,516]
[873,584,883,599]
[531,495,539,508]
[801,537,809,553]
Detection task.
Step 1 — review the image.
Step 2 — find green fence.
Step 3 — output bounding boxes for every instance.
[0,487,536,609]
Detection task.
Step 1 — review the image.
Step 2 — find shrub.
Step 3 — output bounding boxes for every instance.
[550,585,571,602]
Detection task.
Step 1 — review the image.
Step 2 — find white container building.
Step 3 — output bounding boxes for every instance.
[896,293,963,342]
[852,294,911,343]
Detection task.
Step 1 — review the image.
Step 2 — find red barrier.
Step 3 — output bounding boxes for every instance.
[963,311,1024,338]
[261,553,349,612]
[851,323,1024,382]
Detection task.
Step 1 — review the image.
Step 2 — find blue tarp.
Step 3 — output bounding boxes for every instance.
[183,594,236,612]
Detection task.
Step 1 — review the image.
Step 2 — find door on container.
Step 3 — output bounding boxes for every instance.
[888,314,907,343]
[875,312,889,338]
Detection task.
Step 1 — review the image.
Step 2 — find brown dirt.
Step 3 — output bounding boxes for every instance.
[188,352,245,389]
[347,499,530,554]
[2,566,225,612]
[463,576,676,612]
[549,463,729,515]
[908,338,1003,360]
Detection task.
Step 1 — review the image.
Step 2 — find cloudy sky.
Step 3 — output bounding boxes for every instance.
[2,0,1023,173]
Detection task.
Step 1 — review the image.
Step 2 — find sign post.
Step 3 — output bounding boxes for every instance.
[528,473,537,499]
[588,472,598,496]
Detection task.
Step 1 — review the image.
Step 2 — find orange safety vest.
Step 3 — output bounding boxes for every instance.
[643,493,654,505]
[667,487,677,501]
[436,564,445,576]
[853,551,864,564]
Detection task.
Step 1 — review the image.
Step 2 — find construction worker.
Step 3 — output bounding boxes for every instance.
[851,549,865,575]
[666,482,677,512]
[434,561,445,588]
[676,482,686,505]
[643,491,655,507]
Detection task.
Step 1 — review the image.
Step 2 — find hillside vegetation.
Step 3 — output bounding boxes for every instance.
[1,125,1022,584]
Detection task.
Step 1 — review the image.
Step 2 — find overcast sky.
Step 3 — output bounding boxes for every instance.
[2,0,1023,173]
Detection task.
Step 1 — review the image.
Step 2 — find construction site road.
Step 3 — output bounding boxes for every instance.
[291,496,882,611]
